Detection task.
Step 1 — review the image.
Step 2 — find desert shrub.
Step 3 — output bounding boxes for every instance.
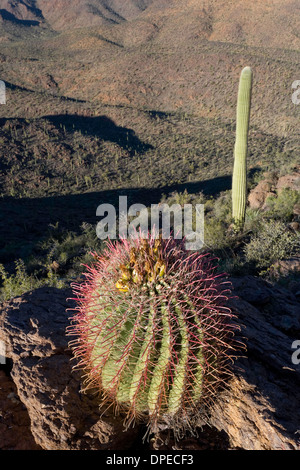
[212,190,233,225]
[203,219,230,251]
[160,190,236,253]
[0,260,43,301]
[203,196,215,213]
[160,189,192,206]
[35,222,104,278]
[243,207,264,234]
[0,257,67,302]
[160,190,207,207]
[244,220,300,271]
[264,188,300,221]
[0,223,103,301]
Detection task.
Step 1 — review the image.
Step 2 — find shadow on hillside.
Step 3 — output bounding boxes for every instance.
[166,175,232,196]
[4,82,86,103]
[44,114,154,156]
[146,110,173,121]
[0,10,40,26]
[0,175,231,262]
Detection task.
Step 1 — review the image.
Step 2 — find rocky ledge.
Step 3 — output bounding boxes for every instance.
[0,275,299,450]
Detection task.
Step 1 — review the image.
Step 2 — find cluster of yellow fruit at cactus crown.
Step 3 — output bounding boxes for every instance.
[115,237,167,293]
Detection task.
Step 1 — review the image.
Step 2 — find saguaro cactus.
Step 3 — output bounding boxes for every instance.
[232,66,253,231]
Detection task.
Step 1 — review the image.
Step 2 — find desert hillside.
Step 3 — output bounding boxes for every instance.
[0,0,299,249]
[0,0,298,139]
[0,0,300,453]
[0,0,154,28]
[1,0,299,49]
[145,0,300,50]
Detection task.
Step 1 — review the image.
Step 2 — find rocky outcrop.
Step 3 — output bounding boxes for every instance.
[277,171,300,193]
[248,167,300,211]
[0,276,300,450]
[0,369,41,450]
[248,178,276,210]
[0,287,140,450]
[272,257,300,279]
[205,275,300,450]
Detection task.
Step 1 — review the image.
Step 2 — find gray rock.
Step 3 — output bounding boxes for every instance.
[0,287,139,450]
[1,277,300,451]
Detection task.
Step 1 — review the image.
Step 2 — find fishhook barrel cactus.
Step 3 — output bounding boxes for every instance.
[68,233,238,431]
[232,66,253,231]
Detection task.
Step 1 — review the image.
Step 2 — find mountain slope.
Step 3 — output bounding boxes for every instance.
[142,0,300,51]
[0,0,43,23]
[0,0,155,30]
[1,0,299,50]
[0,0,299,140]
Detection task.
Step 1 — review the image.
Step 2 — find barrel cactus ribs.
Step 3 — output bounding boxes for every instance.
[68,233,239,432]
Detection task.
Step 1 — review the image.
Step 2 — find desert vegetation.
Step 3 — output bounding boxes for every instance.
[0,0,299,451]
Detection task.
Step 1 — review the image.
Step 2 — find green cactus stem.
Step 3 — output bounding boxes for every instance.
[68,234,239,432]
[232,66,253,231]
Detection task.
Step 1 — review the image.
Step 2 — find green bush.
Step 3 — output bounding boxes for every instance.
[0,260,43,302]
[0,258,67,302]
[244,220,300,271]
[212,190,233,225]
[243,207,264,234]
[204,219,230,251]
[160,190,207,207]
[35,222,103,277]
[264,188,300,221]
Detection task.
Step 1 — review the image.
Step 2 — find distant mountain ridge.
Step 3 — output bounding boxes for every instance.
[0,0,299,52]
[0,0,299,142]
[0,0,42,24]
[0,0,155,29]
